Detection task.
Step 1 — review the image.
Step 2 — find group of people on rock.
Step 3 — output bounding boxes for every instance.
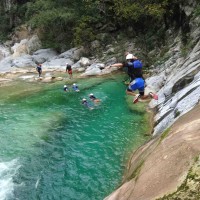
[109,52,158,103]
[36,62,73,79]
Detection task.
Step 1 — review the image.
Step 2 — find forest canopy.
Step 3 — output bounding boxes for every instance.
[0,0,197,51]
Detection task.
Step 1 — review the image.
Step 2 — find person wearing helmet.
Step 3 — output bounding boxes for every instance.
[89,93,101,103]
[66,63,73,79]
[108,53,144,83]
[72,83,80,92]
[63,85,69,92]
[126,78,158,104]
[36,63,42,77]
[82,98,93,109]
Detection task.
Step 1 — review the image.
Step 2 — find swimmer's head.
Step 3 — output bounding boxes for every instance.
[82,98,87,101]
[64,85,67,87]
[73,83,76,86]
[89,93,93,96]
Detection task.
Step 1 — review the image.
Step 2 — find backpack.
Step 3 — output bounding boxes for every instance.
[133,60,142,69]
[127,60,142,69]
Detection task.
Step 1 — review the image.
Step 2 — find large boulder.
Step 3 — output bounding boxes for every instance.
[32,49,58,64]
[11,35,42,58]
[81,67,102,76]
[42,58,74,70]
[11,39,28,57]
[12,55,36,68]
[79,57,91,67]
[58,47,84,61]
[27,35,42,54]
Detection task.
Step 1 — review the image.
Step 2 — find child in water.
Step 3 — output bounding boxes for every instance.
[72,83,80,92]
[82,98,93,110]
[63,85,69,92]
[89,93,101,103]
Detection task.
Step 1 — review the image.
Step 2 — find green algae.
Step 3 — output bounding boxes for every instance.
[156,156,200,200]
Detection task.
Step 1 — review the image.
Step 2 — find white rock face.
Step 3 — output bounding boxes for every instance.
[79,57,91,67]
[0,57,13,72]
[11,35,42,58]
[11,39,28,57]
[151,39,200,135]
[0,45,10,61]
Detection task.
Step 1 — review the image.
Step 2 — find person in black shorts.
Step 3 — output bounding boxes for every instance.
[36,64,42,77]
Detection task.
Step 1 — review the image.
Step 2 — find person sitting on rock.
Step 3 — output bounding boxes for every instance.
[126,77,158,104]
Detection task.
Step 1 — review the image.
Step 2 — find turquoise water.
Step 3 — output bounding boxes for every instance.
[0,75,147,200]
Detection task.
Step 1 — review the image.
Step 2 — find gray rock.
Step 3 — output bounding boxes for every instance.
[32,48,58,63]
[12,55,36,68]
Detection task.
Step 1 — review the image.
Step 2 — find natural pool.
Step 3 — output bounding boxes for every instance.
[0,74,149,200]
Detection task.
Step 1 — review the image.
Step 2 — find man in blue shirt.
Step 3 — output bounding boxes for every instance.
[126,78,158,104]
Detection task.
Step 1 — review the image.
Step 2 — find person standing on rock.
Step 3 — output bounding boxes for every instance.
[66,63,73,79]
[36,63,42,77]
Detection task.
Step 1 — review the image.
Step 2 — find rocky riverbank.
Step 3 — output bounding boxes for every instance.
[105,103,200,200]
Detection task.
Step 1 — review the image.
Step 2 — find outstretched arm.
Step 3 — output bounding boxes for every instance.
[108,63,123,68]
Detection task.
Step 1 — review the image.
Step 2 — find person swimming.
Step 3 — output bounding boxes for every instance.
[72,83,80,92]
[82,98,93,109]
[63,85,69,92]
[89,93,101,103]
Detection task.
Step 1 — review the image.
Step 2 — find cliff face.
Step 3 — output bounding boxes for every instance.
[105,3,200,200]
[105,104,200,200]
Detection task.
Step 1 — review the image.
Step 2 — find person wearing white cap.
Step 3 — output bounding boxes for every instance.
[72,83,80,92]
[89,93,101,103]
[66,63,73,79]
[63,85,69,92]
[108,53,144,83]
[82,98,93,109]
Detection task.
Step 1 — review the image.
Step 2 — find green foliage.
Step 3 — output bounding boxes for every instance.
[113,0,168,24]
[0,0,196,52]
[160,128,170,142]
[73,16,96,47]
[194,5,200,17]
[23,0,78,50]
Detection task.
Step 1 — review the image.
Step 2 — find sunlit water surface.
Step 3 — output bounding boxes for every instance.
[0,75,147,200]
